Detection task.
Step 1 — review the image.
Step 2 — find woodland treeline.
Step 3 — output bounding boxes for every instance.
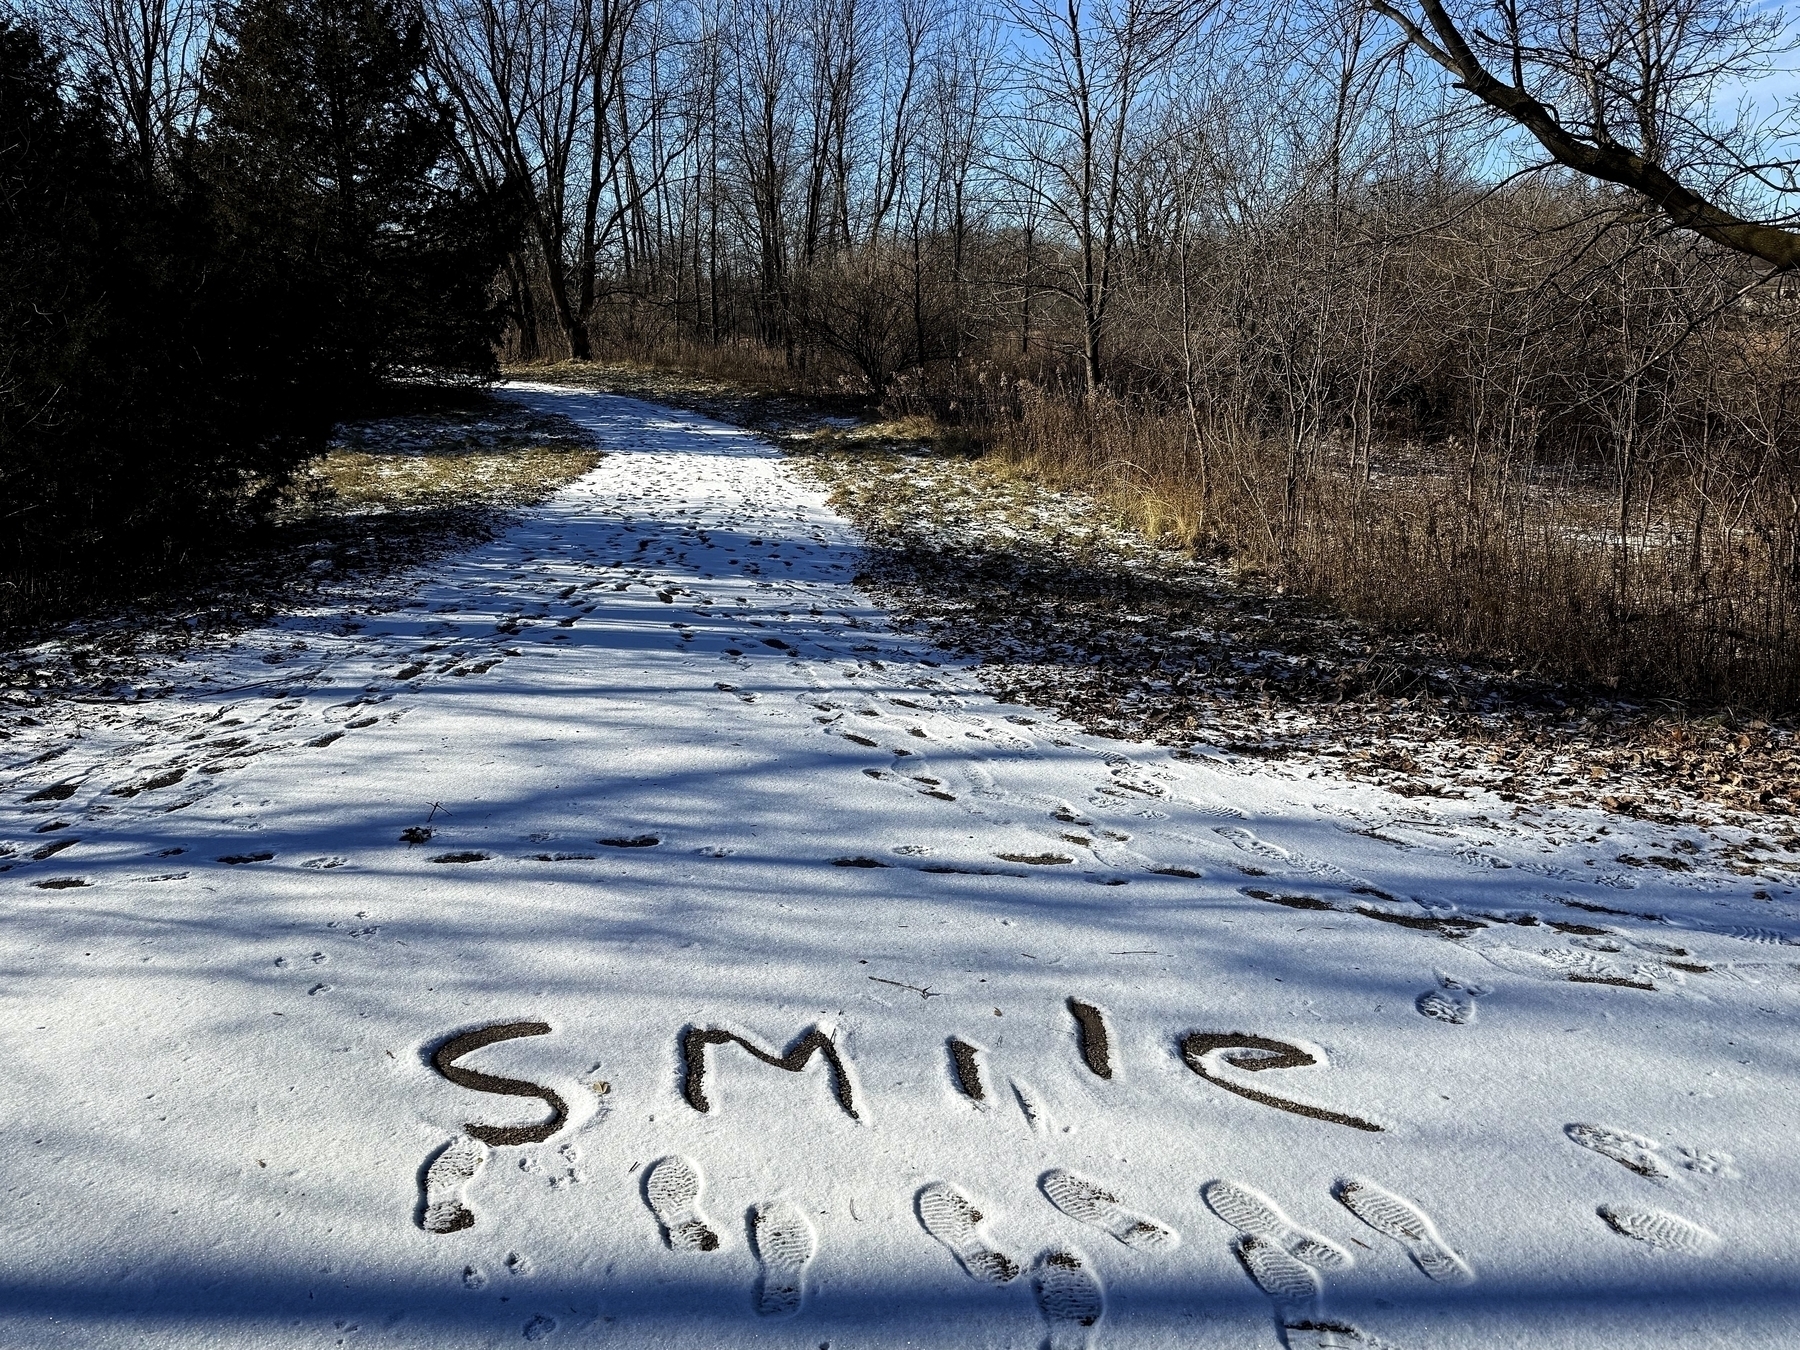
[7,0,1800,707]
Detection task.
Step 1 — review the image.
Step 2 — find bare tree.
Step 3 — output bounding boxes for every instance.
[1364,0,1800,268]
[796,0,862,264]
[923,3,1000,354]
[998,0,1218,396]
[428,0,646,358]
[726,0,802,349]
[45,0,206,175]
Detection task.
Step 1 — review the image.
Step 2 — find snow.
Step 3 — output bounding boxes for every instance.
[1,383,1795,1349]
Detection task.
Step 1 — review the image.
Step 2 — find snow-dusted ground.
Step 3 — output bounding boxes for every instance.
[2,384,1795,1350]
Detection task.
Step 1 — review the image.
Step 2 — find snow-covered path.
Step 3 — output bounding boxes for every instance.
[2,385,1795,1349]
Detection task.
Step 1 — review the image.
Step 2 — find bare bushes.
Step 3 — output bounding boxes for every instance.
[794,248,964,396]
[433,0,1800,715]
[986,235,1800,710]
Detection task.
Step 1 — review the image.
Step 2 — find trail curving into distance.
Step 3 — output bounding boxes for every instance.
[0,384,1792,1348]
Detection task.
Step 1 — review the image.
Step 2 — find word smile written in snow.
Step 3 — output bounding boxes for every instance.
[419,998,1385,1223]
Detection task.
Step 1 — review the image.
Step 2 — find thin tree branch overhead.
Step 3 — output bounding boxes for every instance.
[1366,0,1800,268]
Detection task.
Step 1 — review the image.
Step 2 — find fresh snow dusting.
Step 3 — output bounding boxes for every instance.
[1,383,1795,1349]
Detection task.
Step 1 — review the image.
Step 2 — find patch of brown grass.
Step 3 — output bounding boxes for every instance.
[2,393,602,717]
[288,405,600,518]
[789,410,1798,827]
[990,389,1800,716]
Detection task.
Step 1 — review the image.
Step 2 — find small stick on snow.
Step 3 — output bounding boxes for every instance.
[869,976,940,998]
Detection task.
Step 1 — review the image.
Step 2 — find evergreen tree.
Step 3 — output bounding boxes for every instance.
[1,17,291,587]
[1,2,520,616]
[200,0,514,395]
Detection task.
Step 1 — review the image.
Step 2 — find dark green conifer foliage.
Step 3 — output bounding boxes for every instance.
[201,0,512,393]
[0,4,521,618]
[0,19,272,584]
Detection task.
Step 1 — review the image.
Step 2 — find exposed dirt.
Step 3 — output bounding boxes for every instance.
[947,1037,985,1101]
[1180,1032,1385,1132]
[1067,999,1113,1080]
[681,1024,860,1120]
[432,1021,569,1147]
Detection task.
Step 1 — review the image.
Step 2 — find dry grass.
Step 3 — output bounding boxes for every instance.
[288,405,599,518]
[512,348,814,403]
[992,390,1800,715]
[1,392,600,716]
[792,420,1799,831]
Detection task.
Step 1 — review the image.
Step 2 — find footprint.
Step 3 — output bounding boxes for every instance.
[1597,1205,1720,1254]
[549,1141,586,1188]
[1566,1123,1674,1183]
[1202,1180,1352,1269]
[1674,1145,1740,1179]
[1216,827,1355,884]
[1333,1177,1473,1283]
[1452,847,1511,871]
[644,1155,721,1252]
[750,1200,816,1317]
[1713,925,1795,945]
[1476,943,1664,991]
[1040,1169,1178,1251]
[1234,1232,1321,1323]
[1415,973,1485,1025]
[522,1313,557,1340]
[1183,795,1248,820]
[1031,1247,1105,1350]
[420,1135,489,1233]
[916,1182,1021,1283]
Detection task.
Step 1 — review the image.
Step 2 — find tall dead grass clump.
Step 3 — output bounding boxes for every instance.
[990,383,1800,711]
